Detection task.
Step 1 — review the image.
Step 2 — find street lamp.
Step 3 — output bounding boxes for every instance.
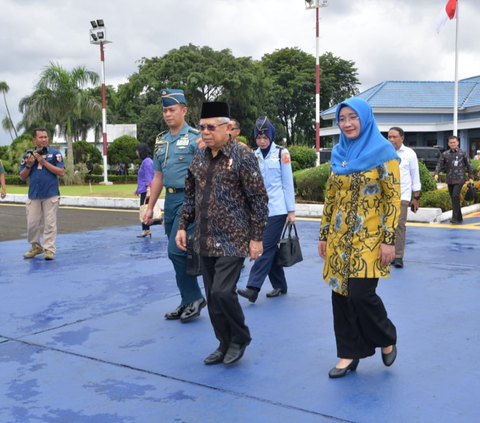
[305,1,328,162]
[90,19,112,185]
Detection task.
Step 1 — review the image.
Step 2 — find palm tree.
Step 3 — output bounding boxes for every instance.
[0,81,18,139]
[19,62,100,178]
[2,116,15,141]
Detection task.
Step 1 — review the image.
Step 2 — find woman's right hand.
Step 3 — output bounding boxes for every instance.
[318,240,327,259]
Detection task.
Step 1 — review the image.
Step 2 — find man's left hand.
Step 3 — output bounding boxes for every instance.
[175,229,187,252]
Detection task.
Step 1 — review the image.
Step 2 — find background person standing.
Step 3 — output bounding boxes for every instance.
[387,127,421,268]
[134,143,154,238]
[144,89,206,323]
[176,102,268,365]
[0,159,6,199]
[19,128,65,260]
[434,136,474,224]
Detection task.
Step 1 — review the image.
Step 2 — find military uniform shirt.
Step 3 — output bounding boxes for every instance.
[152,122,203,188]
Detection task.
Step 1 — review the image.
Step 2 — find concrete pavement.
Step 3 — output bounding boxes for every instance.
[1,205,480,422]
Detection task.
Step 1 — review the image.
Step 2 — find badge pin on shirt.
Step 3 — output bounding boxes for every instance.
[227,158,233,170]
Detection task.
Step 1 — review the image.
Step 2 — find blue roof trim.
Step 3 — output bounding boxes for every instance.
[321,75,480,116]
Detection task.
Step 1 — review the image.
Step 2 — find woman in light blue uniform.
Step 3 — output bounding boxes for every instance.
[237,117,296,303]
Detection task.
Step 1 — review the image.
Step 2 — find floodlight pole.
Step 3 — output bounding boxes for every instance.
[305,1,328,161]
[90,19,112,185]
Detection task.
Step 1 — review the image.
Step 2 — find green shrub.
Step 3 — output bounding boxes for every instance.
[288,145,317,171]
[0,159,12,173]
[420,189,452,211]
[85,174,137,183]
[4,175,27,185]
[92,164,103,175]
[418,161,437,193]
[293,163,330,203]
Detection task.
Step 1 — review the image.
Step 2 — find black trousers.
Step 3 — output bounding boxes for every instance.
[139,192,150,231]
[200,256,251,352]
[332,277,396,359]
[448,183,463,221]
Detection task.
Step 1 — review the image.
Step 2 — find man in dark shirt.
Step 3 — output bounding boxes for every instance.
[434,135,474,223]
[176,101,268,366]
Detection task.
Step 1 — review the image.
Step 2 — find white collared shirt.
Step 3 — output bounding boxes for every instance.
[396,144,421,201]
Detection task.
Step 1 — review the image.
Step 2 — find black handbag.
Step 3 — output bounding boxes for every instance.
[275,223,303,267]
[186,234,202,276]
[464,183,476,202]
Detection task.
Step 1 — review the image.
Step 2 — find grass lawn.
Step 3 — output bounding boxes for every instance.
[7,184,166,199]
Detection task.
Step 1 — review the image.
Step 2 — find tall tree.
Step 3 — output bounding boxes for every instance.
[261,48,316,145]
[319,52,360,112]
[119,44,271,145]
[19,63,100,177]
[0,81,18,139]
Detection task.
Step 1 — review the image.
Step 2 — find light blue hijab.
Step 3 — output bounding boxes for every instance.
[330,98,399,175]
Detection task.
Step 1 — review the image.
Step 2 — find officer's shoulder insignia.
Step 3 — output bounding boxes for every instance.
[188,127,200,134]
[155,130,168,144]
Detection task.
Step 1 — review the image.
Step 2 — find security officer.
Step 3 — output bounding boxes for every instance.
[19,128,65,260]
[144,89,206,323]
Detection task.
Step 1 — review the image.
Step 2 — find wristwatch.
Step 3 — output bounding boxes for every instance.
[413,195,420,200]
[25,165,31,169]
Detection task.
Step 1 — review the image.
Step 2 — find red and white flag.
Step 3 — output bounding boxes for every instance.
[436,0,457,33]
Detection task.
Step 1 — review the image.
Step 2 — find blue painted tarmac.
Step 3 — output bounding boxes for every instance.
[1,212,480,422]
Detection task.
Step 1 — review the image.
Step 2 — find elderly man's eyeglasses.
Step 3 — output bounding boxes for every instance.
[231,127,239,131]
[197,122,228,132]
[338,116,360,125]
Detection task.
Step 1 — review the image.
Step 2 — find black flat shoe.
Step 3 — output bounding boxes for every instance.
[204,348,226,365]
[382,345,397,367]
[266,288,287,298]
[328,359,359,379]
[223,341,250,365]
[237,287,258,303]
[165,305,187,320]
[180,298,206,323]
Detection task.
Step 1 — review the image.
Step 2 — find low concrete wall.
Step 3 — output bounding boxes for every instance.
[3,194,479,223]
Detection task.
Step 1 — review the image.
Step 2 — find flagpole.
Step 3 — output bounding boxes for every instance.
[453,0,459,136]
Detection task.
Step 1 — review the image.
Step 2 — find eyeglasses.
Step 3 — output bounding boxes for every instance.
[338,116,360,125]
[231,127,239,131]
[197,122,228,132]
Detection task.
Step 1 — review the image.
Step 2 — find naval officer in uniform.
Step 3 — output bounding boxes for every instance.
[144,89,206,322]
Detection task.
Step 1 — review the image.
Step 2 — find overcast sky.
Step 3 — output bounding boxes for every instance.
[1,0,479,146]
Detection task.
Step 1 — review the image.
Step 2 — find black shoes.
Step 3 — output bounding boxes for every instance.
[164,305,187,320]
[266,288,287,298]
[204,348,226,365]
[328,359,360,379]
[450,219,463,224]
[393,258,404,268]
[180,298,206,323]
[382,345,397,367]
[223,342,250,365]
[237,287,258,303]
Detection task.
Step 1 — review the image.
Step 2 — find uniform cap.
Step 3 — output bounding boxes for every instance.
[161,89,186,106]
[254,116,275,142]
[200,102,230,119]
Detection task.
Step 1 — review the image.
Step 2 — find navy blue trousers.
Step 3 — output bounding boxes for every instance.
[164,192,204,306]
[247,214,287,291]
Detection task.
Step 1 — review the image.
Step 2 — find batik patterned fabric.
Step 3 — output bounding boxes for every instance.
[179,138,268,258]
[319,158,400,296]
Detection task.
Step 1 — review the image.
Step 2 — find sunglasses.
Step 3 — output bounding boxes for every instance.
[197,122,228,132]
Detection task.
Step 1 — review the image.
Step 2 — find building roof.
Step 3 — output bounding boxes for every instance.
[321,76,480,116]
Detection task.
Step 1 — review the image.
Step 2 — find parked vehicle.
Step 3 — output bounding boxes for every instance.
[319,148,332,164]
[409,147,441,170]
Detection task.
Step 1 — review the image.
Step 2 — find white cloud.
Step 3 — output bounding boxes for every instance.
[1,0,479,145]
